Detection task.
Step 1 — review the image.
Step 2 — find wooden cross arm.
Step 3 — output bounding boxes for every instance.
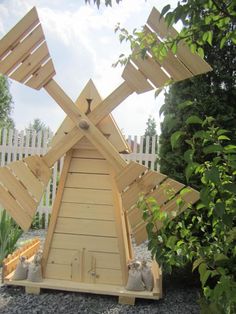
[43,79,131,173]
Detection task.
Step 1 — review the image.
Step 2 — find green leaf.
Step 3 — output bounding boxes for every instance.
[199,263,211,286]
[170,131,186,149]
[214,253,229,263]
[192,257,204,271]
[213,202,225,218]
[166,235,177,249]
[220,36,227,49]
[218,135,230,141]
[207,31,213,45]
[177,100,193,110]
[186,115,203,125]
[160,4,171,19]
[223,183,236,194]
[185,162,199,182]
[197,47,204,58]
[203,144,223,154]
[184,149,194,163]
[205,167,220,184]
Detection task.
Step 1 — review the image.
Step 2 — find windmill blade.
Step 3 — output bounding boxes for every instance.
[0,7,55,89]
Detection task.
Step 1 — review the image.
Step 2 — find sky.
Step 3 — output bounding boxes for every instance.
[0,0,178,136]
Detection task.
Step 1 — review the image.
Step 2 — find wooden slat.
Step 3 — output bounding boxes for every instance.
[47,249,121,269]
[0,185,32,231]
[10,42,49,82]
[122,61,153,93]
[143,25,193,81]
[71,251,82,282]
[127,206,143,230]
[72,149,104,159]
[0,7,39,58]
[55,217,117,237]
[7,161,44,202]
[115,161,147,192]
[65,173,111,189]
[52,233,119,253]
[25,59,55,89]
[43,81,133,168]
[24,155,51,185]
[62,188,113,205]
[132,223,147,245]
[147,7,212,75]
[152,260,162,297]
[0,167,36,217]
[131,52,170,87]
[59,202,115,221]
[42,150,73,275]
[0,24,44,75]
[69,158,109,174]
[122,172,167,211]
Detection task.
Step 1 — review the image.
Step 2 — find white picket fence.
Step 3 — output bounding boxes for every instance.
[0,128,159,225]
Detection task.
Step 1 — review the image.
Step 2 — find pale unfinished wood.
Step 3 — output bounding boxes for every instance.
[122,61,153,93]
[71,250,82,282]
[0,24,44,75]
[4,278,161,300]
[25,286,41,295]
[7,160,44,202]
[50,80,130,154]
[0,167,36,217]
[43,81,133,168]
[152,260,162,297]
[10,42,49,82]
[122,172,167,211]
[26,60,55,89]
[47,249,121,270]
[110,169,130,285]
[44,79,126,174]
[59,202,115,221]
[51,233,119,253]
[131,51,170,87]
[115,161,147,192]
[55,217,117,237]
[0,184,32,231]
[62,188,113,205]
[0,7,39,58]
[2,238,40,279]
[65,172,112,189]
[24,155,51,185]
[69,158,109,174]
[147,7,212,75]
[72,149,104,159]
[132,223,147,245]
[42,150,73,275]
[118,296,135,305]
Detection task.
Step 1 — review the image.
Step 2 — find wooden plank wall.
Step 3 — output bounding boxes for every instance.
[45,143,125,286]
[0,128,159,226]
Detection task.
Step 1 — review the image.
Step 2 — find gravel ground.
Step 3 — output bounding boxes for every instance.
[0,230,200,314]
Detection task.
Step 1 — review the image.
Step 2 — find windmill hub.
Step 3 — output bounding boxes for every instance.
[78,119,90,130]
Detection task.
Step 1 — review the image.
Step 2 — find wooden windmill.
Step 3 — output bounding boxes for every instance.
[0,7,212,304]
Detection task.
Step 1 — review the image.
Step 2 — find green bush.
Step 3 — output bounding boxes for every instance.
[138,117,236,313]
[0,209,23,264]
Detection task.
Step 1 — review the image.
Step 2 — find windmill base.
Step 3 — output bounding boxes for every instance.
[4,276,162,305]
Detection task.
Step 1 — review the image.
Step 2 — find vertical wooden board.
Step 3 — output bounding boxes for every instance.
[0,185,32,231]
[69,158,110,174]
[10,42,50,82]
[122,61,153,93]
[133,223,148,245]
[7,161,44,202]
[115,161,147,192]
[55,217,117,237]
[65,173,112,190]
[62,188,113,205]
[71,251,82,282]
[0,24,44,75]
[24,155,51,185]
[59,202,115,221]
[0,7,39,58]
[127,207,143,229]
[51,234,119,253]
[0,167,36,217]
[26,59,55,89]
